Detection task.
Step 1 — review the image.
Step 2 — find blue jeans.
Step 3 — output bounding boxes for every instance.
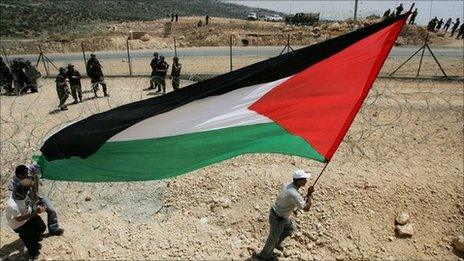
[41,196,60,232]
[258,209,294,259]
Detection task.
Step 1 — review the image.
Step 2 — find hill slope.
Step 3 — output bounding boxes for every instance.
[0,0,282,38]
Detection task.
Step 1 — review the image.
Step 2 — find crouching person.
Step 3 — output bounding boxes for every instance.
[9,164,64,236]
[6,180,46,259]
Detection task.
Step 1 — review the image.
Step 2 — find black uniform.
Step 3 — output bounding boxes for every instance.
[383,9,391,20]
[11,60,27,94]
[149,56,159,89]
[408,10,418,25]
[67,67,82,102]
[457,24,464,39]
[436,19,444,30]
[450,19,460,37]
[0,58,13,94]
[86,57,108,96]
[155,59,169,94]
[444,18,452,32]
[395,4,403,17]
[24,62,40,93]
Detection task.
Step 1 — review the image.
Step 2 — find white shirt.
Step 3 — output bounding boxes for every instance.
[272,181,306,218]
[5,196,32,230]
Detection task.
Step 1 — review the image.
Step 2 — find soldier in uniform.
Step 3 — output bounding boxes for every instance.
[395,4,403,17]
[408,9,418,25]
[155,55,169,94]
[66,64,82,104]
[149,52,159,89]
[11,59,27,94]
[436,18,444,30]
[0,57,14,95]
[382,9,391,20]
[23,60,41,93]
[86,53,108,97]
[171,56,182,91]
[443,18,452,32]
[55,67,69,111]
[457,24,464,39]
[450,18,460,37]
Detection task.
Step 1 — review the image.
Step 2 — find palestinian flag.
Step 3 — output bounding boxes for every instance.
[38,13,409,182]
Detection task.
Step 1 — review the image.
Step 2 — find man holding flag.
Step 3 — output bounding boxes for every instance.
[254,170,314,260]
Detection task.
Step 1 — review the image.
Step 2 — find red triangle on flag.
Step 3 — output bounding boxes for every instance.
[250,17,407,161]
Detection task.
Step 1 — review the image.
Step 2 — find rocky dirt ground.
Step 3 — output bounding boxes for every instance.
[0,75,463,260]
[1,16,461,55]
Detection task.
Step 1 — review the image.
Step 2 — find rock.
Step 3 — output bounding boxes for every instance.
[328,22,340,31]
[140,34,150,42]
[85,196,91,202]
[395,224,414,237]
[199,217,208,224]
[395,212,410,225]
[453,234,464,253]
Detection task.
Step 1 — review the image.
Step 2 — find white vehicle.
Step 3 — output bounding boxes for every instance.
[247,12,258,21]
[265,14,283,22]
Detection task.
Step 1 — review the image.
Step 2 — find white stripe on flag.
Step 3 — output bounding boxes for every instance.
[109,77,290,142]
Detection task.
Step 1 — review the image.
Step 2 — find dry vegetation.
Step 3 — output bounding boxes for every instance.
[2,16,461,55]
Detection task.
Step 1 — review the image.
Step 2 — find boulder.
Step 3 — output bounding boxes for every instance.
[395,224,413,237]
[395,212,410,225]
[453,234,464,253]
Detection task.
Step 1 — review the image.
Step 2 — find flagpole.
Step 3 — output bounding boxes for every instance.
[312,161,330,187]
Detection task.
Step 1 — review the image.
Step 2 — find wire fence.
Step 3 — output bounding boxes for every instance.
[3,37,463,83]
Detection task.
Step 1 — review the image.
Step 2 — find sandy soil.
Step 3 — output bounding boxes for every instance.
[0,75,463,260]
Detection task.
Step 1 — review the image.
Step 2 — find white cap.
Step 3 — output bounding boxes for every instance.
[293,169,311,179]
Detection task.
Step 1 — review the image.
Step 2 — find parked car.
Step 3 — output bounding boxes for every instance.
[264,14,284,22]
[247,12,258,21]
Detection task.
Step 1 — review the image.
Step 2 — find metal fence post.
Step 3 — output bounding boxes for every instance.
[81,42,87,67]
[229,35,233,72]
[174,37,177,57]
[126,39,132,76]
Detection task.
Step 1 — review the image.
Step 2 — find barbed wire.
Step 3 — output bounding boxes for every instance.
[1,67,462,212]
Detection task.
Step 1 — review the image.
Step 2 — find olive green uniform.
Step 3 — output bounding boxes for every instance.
[171,62,182,91]
[55,74,69,110]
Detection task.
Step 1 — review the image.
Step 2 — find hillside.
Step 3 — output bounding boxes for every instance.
[0,0,283,38]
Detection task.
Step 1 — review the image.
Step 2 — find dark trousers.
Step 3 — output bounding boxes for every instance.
[56,87,69,109]
[172,76,180,90]
[155,75,166,93]
[70,84,82,101]
[14,215,46,256]
[91,77,107,95]
[258,209,294,259]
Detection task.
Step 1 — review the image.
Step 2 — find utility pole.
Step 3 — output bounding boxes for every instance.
[354,0,359,21]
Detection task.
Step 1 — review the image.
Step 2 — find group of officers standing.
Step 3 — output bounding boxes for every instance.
[427,17,463,38]
[148,52,182,94]
[1,52,182,111]
[0,57,41,95]
[54,53,108,111]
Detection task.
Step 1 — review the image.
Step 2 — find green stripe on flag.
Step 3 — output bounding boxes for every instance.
[37,123,325,182]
